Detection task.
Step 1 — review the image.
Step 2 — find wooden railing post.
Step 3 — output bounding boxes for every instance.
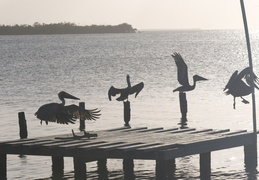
[18,112,28,139]
[79,102,86,131]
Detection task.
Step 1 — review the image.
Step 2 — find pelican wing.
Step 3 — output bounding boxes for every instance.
[35,103,76,124]
[64,104,101,121]
[108,86,122,101]
[129,82,144,98]
[240,67,259,90]
[108,86,130,101]
[172,53,189,86]
[224,70,238,91]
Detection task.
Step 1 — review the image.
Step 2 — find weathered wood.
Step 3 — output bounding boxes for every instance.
[18,112,28,139]
[52,156,64,178]
[200,152,211,180]
[79,102,86,131]
[0,154,6,180]
[0,127,257,179]
[73,157,86,179]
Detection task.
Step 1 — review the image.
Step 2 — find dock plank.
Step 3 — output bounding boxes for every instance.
[0,127,255,161]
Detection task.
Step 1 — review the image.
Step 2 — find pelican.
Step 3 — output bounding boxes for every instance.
[108,75,144,101]
[224,67,259,109]
[172,52,208,92]
[35,91,101,125]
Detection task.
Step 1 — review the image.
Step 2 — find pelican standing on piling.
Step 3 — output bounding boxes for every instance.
[224,67,259,109]
[108,75,144,101]
[171,52,208,127]
[172,53,208,92]
[35,91,101,125]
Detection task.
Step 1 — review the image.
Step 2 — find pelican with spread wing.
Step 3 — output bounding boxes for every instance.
[108,75,144,101]
[224,67,259,109]
[35,91,101,125]
[172,53,208,92]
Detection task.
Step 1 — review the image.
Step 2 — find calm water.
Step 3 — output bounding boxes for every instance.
[1,30,259,179]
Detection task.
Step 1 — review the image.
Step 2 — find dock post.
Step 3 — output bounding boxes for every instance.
[124,101,131,127]
[0,154,7,180]
[179,92,188,128]
[97,158,108,179]
[18,112,28,139]
[79,102,86,131]
[244,143,257,172]
[200,152,211,180]
[73,157,86,179]
[156,159,176,180]
[123,159,134,179]
[52,156,64,178]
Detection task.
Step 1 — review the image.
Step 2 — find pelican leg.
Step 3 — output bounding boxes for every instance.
[72,129,77,138]
[241,97,249,104]
[233,97,236,109]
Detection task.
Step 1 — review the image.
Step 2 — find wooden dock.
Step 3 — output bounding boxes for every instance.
[0,127,257,179]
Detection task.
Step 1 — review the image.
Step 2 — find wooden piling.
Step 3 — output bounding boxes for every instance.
[244,143,258,172]
[52,156,64,178]
[73,157,86,179]
[200,152,211,180]
[97,159,108,179]
[124,101,131,127]
[79,102,86,131]
[156,159,176,179]
[18,112,28,139]
[179,92,188,122]
[123,159,134,179]
[0,154,7,180]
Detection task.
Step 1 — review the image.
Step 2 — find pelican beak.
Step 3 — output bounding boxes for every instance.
[195,75,208,81]
[199,76,208,81]
[59,91,80,100]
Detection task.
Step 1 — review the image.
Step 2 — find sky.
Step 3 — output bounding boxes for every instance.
[1,0,259,30]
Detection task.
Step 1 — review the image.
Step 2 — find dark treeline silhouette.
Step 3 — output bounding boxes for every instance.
[0,22,137,35]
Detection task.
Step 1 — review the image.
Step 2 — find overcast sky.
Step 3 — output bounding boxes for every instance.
[1,0,259,30]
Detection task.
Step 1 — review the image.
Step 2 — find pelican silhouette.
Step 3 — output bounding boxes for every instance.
[35,91,101,125]
[172,52,208,92]
[108,75,144,101]
[224,67,259,109]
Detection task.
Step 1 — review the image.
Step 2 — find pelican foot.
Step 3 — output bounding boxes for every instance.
[242,99,249,104]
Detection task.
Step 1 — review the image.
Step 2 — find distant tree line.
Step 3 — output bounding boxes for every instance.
[0,22,137,35]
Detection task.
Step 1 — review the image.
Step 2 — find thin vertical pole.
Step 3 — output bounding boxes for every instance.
[240,0,257,169]
[240,0,257,138]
